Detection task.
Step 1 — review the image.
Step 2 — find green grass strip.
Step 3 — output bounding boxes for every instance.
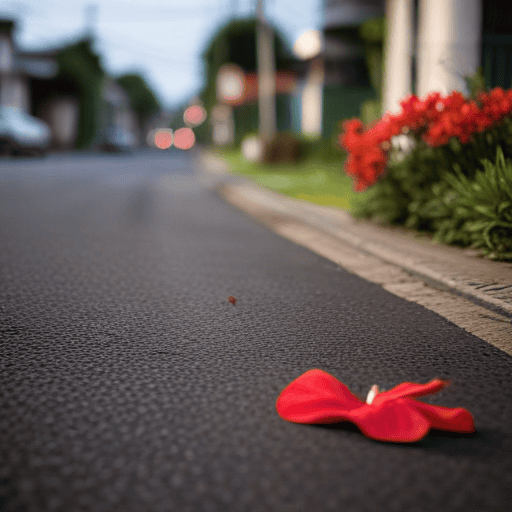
[214,148,357,211]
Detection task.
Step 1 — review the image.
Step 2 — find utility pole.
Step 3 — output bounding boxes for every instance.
[84,4,98,41]
[256,0,276,141]
[231,0,238,18]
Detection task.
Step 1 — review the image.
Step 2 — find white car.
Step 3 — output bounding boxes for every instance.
[0,106,51,156]
[101,126,136,153]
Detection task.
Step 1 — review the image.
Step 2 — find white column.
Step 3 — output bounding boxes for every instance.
[417,0,482,97]
[383,0,414,114]
[301,58,324,137]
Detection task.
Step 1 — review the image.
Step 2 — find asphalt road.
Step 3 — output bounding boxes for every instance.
[1,150,511,512]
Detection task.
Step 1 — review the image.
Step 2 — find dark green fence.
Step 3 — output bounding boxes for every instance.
[322,85,377,139]
[482,34,512,89]
[232,94,293,146]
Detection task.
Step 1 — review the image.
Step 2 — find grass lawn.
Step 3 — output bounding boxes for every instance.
[215,148,358,211]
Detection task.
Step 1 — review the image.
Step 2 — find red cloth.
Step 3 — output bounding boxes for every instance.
[276,369,475,443]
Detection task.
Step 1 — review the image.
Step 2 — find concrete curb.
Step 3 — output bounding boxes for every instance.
[197,151,512,321]
[225,182,512,318]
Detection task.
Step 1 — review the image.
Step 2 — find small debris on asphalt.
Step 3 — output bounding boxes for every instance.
[227,296,236,305]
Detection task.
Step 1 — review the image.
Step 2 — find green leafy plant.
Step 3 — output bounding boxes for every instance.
[116,73,161,129]
[352,141,455,228]
[433,147,512,260]
[339,83,512,259]
[55,39,105,148]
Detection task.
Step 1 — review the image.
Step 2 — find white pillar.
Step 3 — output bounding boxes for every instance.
[383,0,414,114]
[417,0,482,97]
[301,58,324,137]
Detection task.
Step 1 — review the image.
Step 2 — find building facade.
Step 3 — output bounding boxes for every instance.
[0,20,57,113]
[321,0,385,143]
[383,0,512,114]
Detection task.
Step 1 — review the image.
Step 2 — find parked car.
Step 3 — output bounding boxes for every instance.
[100,126,136,153]
[0,106,51,156]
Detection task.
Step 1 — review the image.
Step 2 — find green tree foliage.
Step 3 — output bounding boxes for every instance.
[431,147,512,260]
[116,73,161,128]
[55,38,104,148]
[200,17,295,144]
[203,18,293,73]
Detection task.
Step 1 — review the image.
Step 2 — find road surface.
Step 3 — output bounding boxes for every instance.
[1,150,511,511]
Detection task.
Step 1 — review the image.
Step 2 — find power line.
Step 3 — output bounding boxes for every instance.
[99,9,219,23]
[4,1,223,23]
[97,37,201,67]
[94,0,219,9]
[97,27,201,56]
[84,3,98,39]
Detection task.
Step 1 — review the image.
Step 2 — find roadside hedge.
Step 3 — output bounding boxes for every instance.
[339,86,512,260]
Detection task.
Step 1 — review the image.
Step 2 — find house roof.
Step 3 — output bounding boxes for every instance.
[15,54,58,78]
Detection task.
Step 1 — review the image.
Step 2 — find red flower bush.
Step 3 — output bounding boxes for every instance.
[276,369,475,443]
[339,117,398,191]
[339,87,512,191]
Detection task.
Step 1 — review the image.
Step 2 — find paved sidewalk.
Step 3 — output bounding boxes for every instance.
[198,151,512,354]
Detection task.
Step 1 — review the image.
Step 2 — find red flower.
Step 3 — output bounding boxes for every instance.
[442,90,466,111]
[424,122,450,147]
[341,118,364,134]
[397,94,424,129]
[339,116,393,191]
[368,116,402,144]
[479,87,512,123]
[474,112,493,132]
[276,369,475,443]
[339,86,512,190]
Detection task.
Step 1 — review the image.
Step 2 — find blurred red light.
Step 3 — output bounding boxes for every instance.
[184,105,207,126]
[173,127,195,150]
[154,129,173,149]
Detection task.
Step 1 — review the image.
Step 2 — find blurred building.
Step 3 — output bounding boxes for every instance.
[481,0,512,90]
[383,0,512,114]
[321,0,512,140]
[99,78,139,150]
[0,19,140,150]
[321,0,385,143]
[323,0,384,86]
[0,20,57,113]
[201,18,300,147]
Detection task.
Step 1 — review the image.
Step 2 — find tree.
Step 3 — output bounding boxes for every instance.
[200,17,296,145]
[116,73,161,129]
[54,38,105,148]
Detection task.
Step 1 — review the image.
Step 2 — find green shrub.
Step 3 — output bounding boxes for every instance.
[353,140,462,229]
[352,116,512,232]
[432,147,512,260]
[262,132,314,164]
[341,76,512,259]
[360,99,382,126]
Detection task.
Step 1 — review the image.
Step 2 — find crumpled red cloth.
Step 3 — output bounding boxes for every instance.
[276,369,475,443]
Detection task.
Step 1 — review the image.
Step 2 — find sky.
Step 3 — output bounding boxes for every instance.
[1,0,324,109]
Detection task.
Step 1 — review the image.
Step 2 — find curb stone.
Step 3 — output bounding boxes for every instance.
[197,150,512,353]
